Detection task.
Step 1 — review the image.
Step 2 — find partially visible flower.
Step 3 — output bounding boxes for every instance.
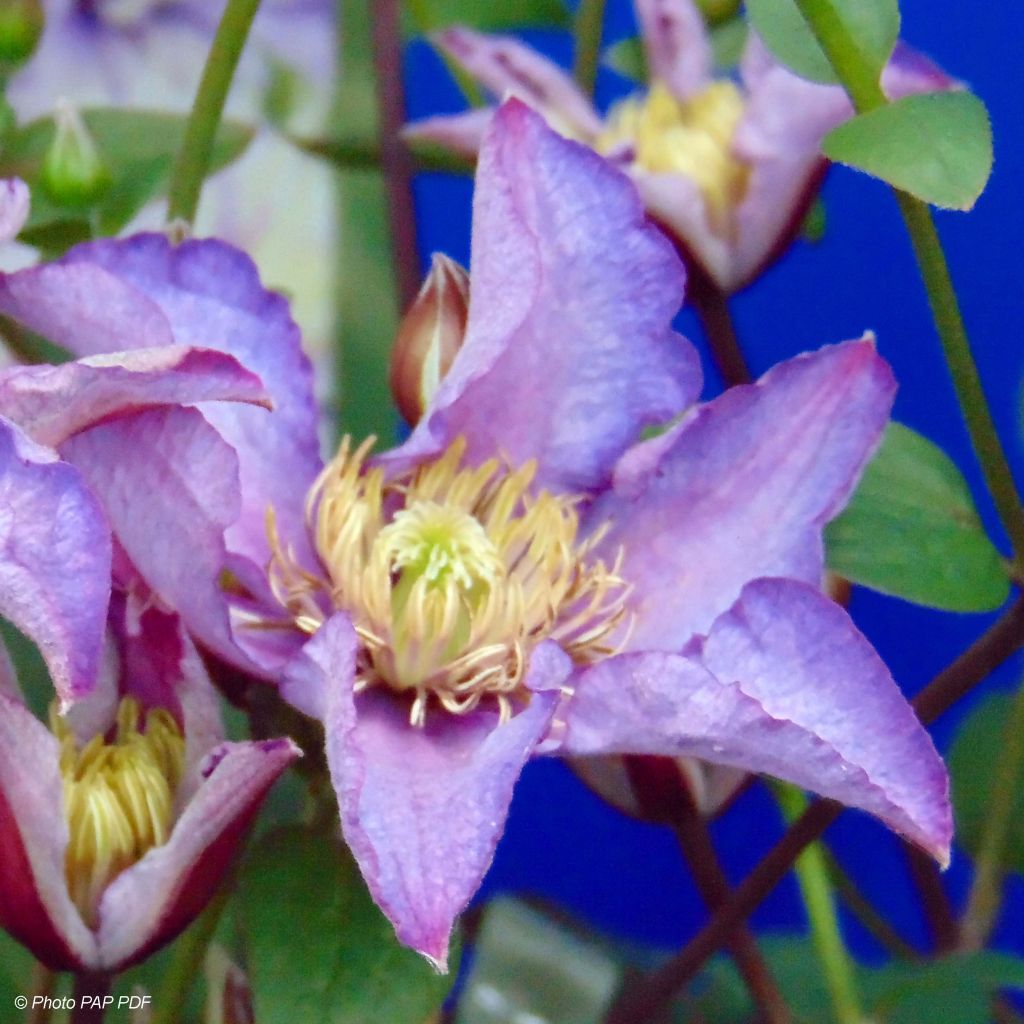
[0,599,298,971]
[390,253,470,426]
[0,177,30,241]
[405,0,955,293]
[0,105,952,971]
[4,0,337,375]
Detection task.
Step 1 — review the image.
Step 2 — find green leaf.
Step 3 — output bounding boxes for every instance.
[822,91,994,210]
[746,0,899,85]
[240,827,454,1024]
[709,17,748,71]
[602,37,647,83]
[404,0,569,33]
[949,691,1024,874]
[0,109,253,249]
[825,422,1009,611]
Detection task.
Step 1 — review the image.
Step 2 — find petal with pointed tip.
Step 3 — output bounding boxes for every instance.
[560,579,951,862]
[635,0,713,100]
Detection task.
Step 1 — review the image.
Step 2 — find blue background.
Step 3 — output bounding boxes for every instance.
[403,3,1024,960]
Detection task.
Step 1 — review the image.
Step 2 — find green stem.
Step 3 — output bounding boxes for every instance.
[776,785,864,1024]
[25,964,56,1024]
[166,0,262,224]
[152,882,234,1024]
[573,0,606,96]
[791,0,1024,571]
[960,681,1024,949]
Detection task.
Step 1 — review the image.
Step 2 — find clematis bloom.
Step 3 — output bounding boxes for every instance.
[0,105,952,971]
[405,0,954,293]
[0,600,298,971]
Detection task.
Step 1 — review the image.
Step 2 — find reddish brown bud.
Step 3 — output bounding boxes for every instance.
[390,253,469,426]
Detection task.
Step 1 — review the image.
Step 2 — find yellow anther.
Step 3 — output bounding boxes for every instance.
[51,698,185,927]
[268,437,631,725]
[596,80,749,236]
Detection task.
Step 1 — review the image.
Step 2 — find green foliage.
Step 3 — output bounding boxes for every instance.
[825,422,1009,611]
[0,109,252,253]
[710,17,748,70]
[746,0,899,85]
[950,690,1024,875]
[822,91,994,211]
[240,826,455,1024]
[602,37,647,83]
[404,0,570,33]
[0,929,33,1010]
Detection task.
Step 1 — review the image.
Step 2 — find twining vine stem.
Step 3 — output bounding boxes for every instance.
[166,0,262,225]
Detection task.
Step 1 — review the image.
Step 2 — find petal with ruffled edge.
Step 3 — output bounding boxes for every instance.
[729,38,958,290]
[592,340,894,652]
[0,418,110,706]
[96,736,299,971]
[290,613,571,968]
[0,178,29,244]
[0,236,322,578]
[433,28,602,140]
[636,0,713,101]
[560,578,951,862]
[0,347,269,448]
[60,407,252,674]
[0,691,97,969]
[388,100,699,495]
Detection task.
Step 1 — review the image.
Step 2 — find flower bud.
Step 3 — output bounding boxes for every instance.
[41,101,111,210]
[0,0,43,72]
[390,253,469,426]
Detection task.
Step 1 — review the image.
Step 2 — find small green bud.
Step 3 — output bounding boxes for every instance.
[0,0,43,71]
[41,102,111,210]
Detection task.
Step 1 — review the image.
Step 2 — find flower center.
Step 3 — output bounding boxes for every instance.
[52,698,185,927]
[596,80,749,236]
[268,437,631,725]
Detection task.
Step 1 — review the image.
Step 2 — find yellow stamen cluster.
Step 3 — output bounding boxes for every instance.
[52,698,185,927]
[596,80,749,236]
[268,437,631,725]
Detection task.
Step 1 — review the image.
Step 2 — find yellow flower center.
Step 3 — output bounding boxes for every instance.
[52,698,185,927]
[268,437,631,725]
[595,80,749,236]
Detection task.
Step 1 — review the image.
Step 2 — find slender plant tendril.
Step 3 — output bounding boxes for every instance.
[165,0,262,225]
[690,278,754,386]
[904,843,959,953]
[69,974,111,1024]
[370,0,422,314]
[605,598,1024,1024]
[573,0,607,96]
[776,784,864,1024]
[790,0,1024,575]
[960,679,1024,949]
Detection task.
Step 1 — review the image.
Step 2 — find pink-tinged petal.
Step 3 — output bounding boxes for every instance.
[61,407,254,675]
[593,340,894,652]
[301,613,569,967]
[560,579,951,862]
[630,168,733,289]
[402,108,495,161]
[635,0,713,100]
[0,179,29,244]
[0,418,110,706]
[434,27,602,140]
[0,346,269,448]
[96,737,300,971]
[12,235,322,577]
[389,100,700,494]
[730,39,957,290]
[0,692,97,969]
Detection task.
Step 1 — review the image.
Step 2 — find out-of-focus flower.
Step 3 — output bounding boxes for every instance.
[390,253,470,426]
[4,0,336,374]
[0,104,952,970]
[405,0,954,293]
[0,599,298,971]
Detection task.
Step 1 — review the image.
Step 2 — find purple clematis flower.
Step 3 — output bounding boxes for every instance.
[0,598,299,971]
[0,104,951,971]
[405,0,954,293]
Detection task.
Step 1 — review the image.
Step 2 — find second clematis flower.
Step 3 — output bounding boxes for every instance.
[0,102,951,971]
[405,0,954,294]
